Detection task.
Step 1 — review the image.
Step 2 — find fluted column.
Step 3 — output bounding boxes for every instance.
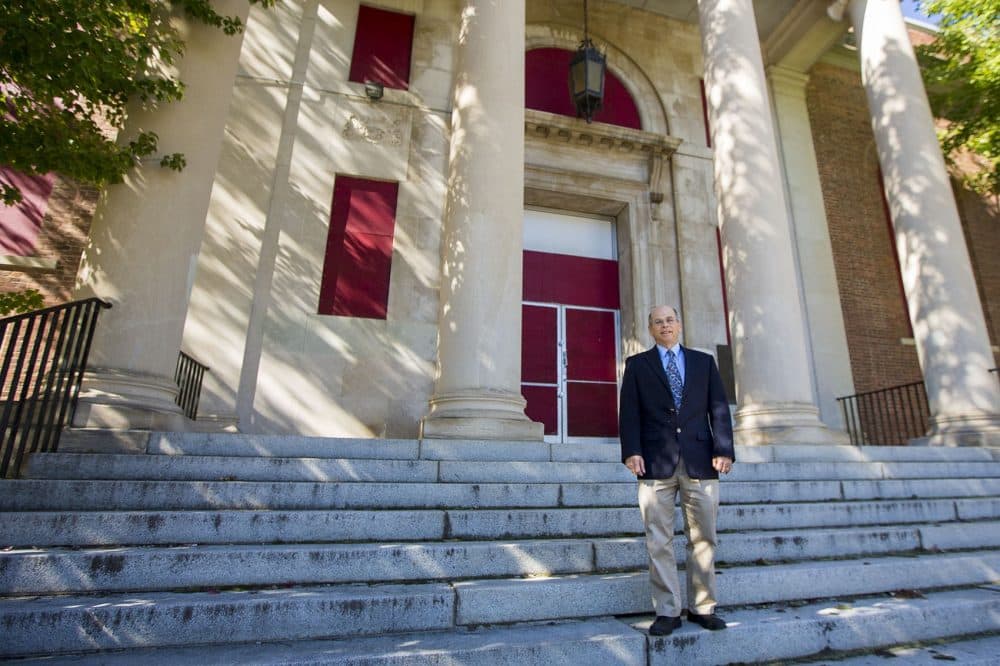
[696,0,847,444]
[420,0,541,440]
[72,1,250,430]
[846,0,1000,445]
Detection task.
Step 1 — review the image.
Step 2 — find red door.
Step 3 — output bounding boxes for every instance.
[565,308,618,438]
[521,249,620,441]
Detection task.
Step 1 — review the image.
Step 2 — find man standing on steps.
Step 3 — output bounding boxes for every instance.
[619,305,735,636]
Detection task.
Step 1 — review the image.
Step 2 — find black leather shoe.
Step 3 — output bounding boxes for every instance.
[687,611,727,630]
[648,615,682,636]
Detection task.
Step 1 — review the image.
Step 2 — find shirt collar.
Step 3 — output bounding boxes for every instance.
[656,343,683,359]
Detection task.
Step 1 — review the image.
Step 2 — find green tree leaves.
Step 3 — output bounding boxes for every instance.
[0,0,273,205]
[916,0,1000,196]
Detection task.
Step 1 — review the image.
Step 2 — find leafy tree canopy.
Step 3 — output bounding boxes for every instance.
[916,0,1000,196]
[0,0,272,205]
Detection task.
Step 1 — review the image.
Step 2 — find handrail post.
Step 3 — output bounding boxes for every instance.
[0,298,111,478]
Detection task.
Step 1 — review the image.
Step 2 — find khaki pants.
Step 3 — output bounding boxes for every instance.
[638,460,720,617]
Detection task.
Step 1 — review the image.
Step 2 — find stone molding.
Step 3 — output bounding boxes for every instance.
[525,109,681,210]
[525,109,680,161]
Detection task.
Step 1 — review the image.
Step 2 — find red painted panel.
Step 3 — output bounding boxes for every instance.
[523,384,559,436]
[526,48,642,130]
[565,309,616,382]
[349,5,415,90]
[319,176,399,319]
[566,381,618,437]
[523,250,620,309]
[0,168,54,255]
[716,227,730,347]
[522,305,558,383]
[700,78,712,148]
[341,187,396,236]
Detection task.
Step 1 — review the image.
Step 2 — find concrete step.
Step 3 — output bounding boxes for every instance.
[442,460,1000,483]
[787,631,1000,665]
[63,430,1000,464]
[643,587,1000,666]
[3,552,998,658]
[9,617,647,664]
[0,582,455,658]
[452,551,1000,625]
[742,445,1000,463]
[4,476,1000,512]
[841,477,1000,500]
[63,430,619,463]
[10,588,1000,665]
[5,496,995,547]
[0,479,567,511]
[24,453,1000,485]
[11,520,994,596]
[24,453,442,482]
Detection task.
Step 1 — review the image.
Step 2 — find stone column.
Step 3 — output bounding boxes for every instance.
[72,1,250,430]
[696,0,847,444]
[846,0,1000,445]
[421,0,541,440]
[767,65,856,429]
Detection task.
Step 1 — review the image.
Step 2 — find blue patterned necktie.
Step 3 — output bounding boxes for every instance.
[665,349,683,409]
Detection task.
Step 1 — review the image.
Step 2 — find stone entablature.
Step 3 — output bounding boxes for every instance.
[525,110,681,160]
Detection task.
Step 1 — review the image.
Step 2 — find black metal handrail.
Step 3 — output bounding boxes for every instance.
[1,298,111,478]
[837,380,930,446]
[175,350,209,420]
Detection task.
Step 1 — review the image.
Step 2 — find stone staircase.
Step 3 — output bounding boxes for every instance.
[1,432,999,664]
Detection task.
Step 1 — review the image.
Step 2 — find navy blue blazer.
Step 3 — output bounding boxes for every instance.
[619,345,735,479]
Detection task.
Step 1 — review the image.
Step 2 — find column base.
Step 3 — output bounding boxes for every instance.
[733,401,851,446]
[421,388,544,441]
[73,368,189,431]
[910,411,1000,447]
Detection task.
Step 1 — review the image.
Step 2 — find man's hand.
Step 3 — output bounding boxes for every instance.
[712,456,733,474]
[625,454,646,477]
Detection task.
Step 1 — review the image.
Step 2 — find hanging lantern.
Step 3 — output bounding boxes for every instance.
[569,0,606,123]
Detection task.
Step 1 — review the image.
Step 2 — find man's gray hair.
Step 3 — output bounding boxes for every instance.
[648,305,681,325]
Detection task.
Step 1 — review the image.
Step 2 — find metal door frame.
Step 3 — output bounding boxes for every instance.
[522,301,621,444]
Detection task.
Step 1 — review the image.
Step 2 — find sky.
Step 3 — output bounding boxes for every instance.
[900,0,941,25]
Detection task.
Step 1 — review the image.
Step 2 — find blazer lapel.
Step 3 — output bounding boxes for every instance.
[642,346,675,402]
[677,346,704,417]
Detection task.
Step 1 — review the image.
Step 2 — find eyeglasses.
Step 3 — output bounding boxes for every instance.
[651,318,679,326]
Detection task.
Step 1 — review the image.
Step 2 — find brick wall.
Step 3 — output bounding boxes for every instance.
[955,183,1000,367]
[0,177,97,308]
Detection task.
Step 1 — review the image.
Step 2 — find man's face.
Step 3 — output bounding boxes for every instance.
[649,307,682,348]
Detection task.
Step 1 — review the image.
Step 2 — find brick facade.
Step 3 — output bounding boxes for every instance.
[956,183,1000,367]
[0,177,97,308]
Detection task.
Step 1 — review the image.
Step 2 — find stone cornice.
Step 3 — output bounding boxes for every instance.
[525,109,681,159]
